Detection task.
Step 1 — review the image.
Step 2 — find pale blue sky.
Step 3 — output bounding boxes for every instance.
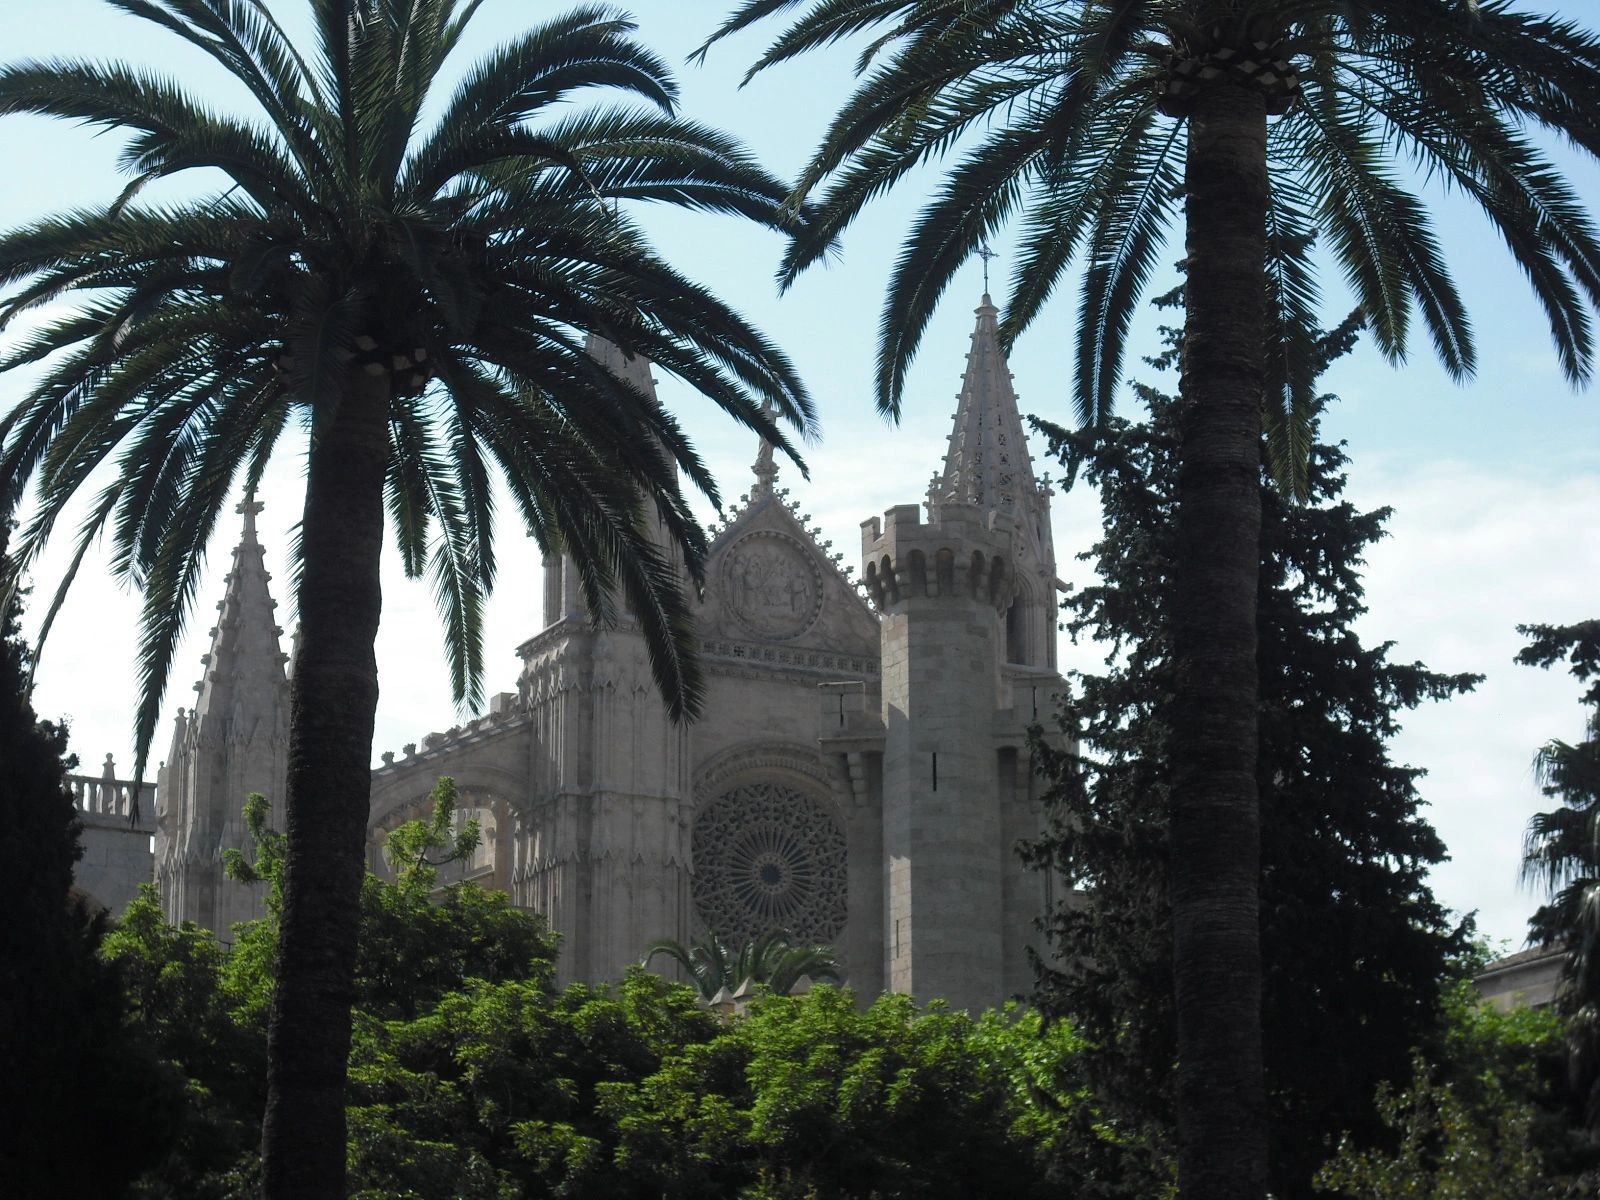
[2,1,1596,949]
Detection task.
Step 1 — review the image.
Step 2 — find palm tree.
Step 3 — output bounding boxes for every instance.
[701,4,1600,1197]
[0,3,814,1196]
[644,927,842,999]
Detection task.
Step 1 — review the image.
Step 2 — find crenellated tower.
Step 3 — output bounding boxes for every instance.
[863,501,1018,1009]
[155,495,289,933]
[855,291,1065,1010]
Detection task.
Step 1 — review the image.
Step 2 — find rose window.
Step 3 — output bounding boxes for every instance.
[691,782,847,947]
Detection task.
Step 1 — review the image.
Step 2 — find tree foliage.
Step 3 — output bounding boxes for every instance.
[1519,619,1600,1121]
[1025,315,1476,1198]
[104,796,1157,1200]
[105,783,561,1197]
[702,0,1600,486]
[0,524,179,1196]
[1315,980,1596,1199]
[0,0,817,750]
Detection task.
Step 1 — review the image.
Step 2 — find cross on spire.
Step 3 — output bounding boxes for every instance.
[976,242,998,294]
[236,490,263,540]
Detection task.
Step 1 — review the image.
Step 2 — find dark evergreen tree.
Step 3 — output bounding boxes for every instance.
[1519,619,1600,1125]
[1028,315,1477,1199]
[0,521,178,1196]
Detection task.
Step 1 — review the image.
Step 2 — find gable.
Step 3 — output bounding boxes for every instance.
[697,490,880,666]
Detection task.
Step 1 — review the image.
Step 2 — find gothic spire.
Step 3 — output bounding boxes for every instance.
[191,495,288,719]
[935,293,1038,518]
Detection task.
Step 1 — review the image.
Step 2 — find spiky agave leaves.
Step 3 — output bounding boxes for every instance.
[643,927,843,1000]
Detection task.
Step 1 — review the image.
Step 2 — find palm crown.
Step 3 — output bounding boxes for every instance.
[0,0,815,778]
[706,0,1600,491]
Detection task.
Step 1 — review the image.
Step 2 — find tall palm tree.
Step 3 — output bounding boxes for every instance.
[702,3,1600,1197]
[0,3,814,1196]
[644,927,842,999]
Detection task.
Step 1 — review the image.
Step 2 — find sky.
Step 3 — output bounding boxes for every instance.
[2,1,1597,953]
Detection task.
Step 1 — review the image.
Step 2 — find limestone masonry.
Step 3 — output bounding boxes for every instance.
[71,294,1067,1012]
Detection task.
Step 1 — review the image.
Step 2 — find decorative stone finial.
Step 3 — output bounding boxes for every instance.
[751,396,779,498]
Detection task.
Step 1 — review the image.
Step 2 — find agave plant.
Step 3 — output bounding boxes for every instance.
[644,927,842,1000]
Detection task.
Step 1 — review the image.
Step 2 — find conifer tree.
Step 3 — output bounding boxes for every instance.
[0,520,176,1195]
[1029,316,1477,1199]
[1520,619,1600,1124]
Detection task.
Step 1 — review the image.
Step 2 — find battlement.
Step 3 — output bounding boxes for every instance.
[859,501,1016,613]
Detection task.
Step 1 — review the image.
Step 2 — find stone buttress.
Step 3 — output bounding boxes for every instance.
[515,336,692,983]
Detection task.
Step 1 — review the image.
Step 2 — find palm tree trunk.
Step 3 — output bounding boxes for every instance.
[261,370,389,1200]
[1171,80,1270,1200]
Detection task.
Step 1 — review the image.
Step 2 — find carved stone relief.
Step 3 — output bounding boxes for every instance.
[721,531,823,641]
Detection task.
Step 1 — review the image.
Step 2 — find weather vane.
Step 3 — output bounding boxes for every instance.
[976,242,997,293]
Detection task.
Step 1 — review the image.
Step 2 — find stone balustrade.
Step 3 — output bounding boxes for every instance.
[67,754,156,831]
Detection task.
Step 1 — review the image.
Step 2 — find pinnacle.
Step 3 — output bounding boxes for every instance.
[751,396,779,499]
[933,292,1036,518]
[582,331,657,403]
[189,494,288,718]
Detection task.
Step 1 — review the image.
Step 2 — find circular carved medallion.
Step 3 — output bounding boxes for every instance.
[722,531,823,640]
[691,781,847,947]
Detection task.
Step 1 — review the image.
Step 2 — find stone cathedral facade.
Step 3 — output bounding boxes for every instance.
[150,294,1065,1013]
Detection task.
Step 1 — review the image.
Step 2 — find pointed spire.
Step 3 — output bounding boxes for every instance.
[934,293,1037,518]
[191,496,287,720]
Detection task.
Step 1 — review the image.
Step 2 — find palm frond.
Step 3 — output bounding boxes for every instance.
[1074,118,1183,427]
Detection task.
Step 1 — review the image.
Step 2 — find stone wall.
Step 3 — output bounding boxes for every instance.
[69,757,155,916]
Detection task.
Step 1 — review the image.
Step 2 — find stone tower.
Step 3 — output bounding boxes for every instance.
[859,293,1061,1011]
[517,336,692,983]
[155,496,289,934]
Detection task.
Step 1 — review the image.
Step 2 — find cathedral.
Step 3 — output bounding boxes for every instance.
[150,293,1065,1014]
